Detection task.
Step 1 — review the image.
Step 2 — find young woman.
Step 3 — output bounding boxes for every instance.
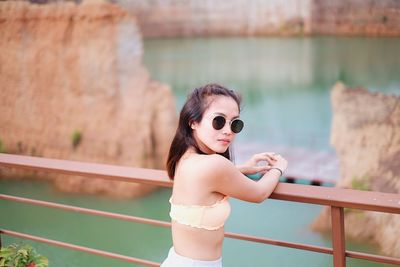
[162,84,288,267]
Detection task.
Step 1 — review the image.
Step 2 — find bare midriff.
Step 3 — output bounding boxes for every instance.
[171,220,225,260]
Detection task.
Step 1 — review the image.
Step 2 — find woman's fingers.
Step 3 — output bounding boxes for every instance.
[254,153,274,160]
[253,152,279,164]
[257,165,271,174]
[248,153,285,172]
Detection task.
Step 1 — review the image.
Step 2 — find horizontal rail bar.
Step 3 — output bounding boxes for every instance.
[0,153,171,187]
[0,194,171,228]
[224,232,332,254]
[225,232,400,265]
[0,229,160,267]
[1,153,399,213]
[346,250,400,265]
[2,194,399,265]
[271,183,400,214]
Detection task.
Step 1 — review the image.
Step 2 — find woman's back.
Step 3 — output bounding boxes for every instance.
[170,153,228,260]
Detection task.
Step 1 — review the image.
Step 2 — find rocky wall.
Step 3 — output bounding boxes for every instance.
[0,1,177,198]
[311,0,400,37]
[117,0,400,37]
[312,82,400,257]
[118,0,312,37]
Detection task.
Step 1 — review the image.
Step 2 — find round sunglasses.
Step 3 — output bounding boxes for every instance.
[212,116,244,134]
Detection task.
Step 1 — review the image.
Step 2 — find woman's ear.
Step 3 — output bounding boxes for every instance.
[189,120,197,130]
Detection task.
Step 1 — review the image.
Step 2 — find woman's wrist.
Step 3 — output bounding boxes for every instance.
[236,165,247,174]
[270,167,283,176]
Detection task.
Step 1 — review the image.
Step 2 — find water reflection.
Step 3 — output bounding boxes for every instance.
[144,37,400,93]
[144,37,399,150]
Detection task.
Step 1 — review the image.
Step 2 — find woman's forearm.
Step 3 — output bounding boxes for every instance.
[257,168,281,201]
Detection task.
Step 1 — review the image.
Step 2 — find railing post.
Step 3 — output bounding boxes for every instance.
[331,206,346,267]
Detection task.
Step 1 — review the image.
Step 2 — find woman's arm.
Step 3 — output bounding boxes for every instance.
[209,154,288,203]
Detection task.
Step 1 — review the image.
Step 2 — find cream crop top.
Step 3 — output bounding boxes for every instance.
[169,195,231,231]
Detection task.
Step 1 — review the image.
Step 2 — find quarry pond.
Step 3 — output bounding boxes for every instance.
[1,36,399,266]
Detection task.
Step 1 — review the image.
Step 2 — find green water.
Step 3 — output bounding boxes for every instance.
[143,36,400,151]
[1,37,400,266]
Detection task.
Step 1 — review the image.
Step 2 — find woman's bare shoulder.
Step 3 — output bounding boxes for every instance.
[178,154,234,178]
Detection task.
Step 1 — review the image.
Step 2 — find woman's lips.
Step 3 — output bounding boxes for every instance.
[218,139,231,145]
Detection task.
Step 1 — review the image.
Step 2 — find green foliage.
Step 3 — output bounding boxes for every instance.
[71,130,82,148]
[351,176,370,191]
[344,207,363,216]
[30,147,37,157]
[0,138,5,153]
[17,142,23,153]
[337,68,348,83]
[0,244,48,267]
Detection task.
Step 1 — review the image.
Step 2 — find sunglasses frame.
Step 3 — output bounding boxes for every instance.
[212,115,244,134]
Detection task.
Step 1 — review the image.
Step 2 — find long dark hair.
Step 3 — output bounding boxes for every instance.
[166,83,242,179]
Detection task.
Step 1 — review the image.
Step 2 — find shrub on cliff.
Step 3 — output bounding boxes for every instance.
[0,244,48,267]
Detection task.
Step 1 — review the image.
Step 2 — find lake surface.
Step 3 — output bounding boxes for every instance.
[143,36,400,151]
[1,36,399,266]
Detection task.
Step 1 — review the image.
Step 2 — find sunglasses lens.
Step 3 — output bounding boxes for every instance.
[231,119,244,133]
[212,116,226,130]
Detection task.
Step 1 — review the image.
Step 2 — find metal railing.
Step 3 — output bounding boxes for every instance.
[0,153,399,267]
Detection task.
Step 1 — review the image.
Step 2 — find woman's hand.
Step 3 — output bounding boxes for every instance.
[270,154,288,174]
[237,152,278,175]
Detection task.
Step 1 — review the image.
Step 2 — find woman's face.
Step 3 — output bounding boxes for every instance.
[192,95,240,154]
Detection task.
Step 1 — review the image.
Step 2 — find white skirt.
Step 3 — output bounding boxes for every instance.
[161,247,222,267]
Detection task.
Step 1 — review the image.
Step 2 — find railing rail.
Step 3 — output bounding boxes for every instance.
[1,153,399,266]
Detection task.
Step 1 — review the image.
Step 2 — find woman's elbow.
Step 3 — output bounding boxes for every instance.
[254,190,275,203]
[251,190,272,203]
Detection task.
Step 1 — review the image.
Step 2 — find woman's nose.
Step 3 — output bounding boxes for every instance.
[222,124,232,135]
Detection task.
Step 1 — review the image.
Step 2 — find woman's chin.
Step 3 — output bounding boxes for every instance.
[213,145,229,154]
[200,143,229,154]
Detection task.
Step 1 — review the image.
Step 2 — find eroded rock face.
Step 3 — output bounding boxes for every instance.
[117,0,400,37]
[0,1,177,198]
[118,0,312,37]
[311,0,400,37]
[312,82,400,257]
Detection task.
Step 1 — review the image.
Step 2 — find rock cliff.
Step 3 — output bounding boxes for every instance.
[311,0,400,37]
[117,0,400,37]
[118,0,312,37]
[312,82,400,257]
[0,1,177,197]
